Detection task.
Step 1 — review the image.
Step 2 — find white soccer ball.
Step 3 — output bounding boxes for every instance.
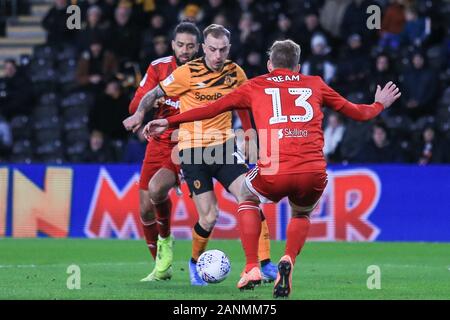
[196,249,231,283]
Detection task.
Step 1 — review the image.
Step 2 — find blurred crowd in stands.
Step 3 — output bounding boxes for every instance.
[1,0,449,164]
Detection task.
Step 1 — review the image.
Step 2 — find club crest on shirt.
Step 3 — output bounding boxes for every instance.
[193,180,201,189]
[224,75,233,86]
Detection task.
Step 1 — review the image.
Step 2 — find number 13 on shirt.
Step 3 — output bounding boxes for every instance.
[265,87,313,124]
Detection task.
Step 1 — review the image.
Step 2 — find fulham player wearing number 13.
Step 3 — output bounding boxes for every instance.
[143,39,401,298]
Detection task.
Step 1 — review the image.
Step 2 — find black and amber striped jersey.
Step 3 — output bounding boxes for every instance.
[159,57,247,150]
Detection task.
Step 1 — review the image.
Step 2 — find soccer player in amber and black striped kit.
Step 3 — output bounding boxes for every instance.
[124,24,278,286]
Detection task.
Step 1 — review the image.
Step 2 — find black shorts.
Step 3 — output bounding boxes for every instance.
[179,139,249,196]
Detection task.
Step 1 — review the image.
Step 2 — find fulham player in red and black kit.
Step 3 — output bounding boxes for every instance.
[125,22,200,282]
[143,39,401,297]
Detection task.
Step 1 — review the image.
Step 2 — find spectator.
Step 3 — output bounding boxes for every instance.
[414,126,449,164]
[242,51,264,79]
[140,12,168,64]
[369,53,399,117]
[42,0,76,45]
[108,1,141,63]
[211,12,234,32]
[400,51,439,120]
[323,113,345,163]
[0,59,34,120]
[337,120,372,163]
[297,9,332,59]
[334,33,370,96]
[178,4,205,28]
[369,53,398,96]
[268,14,297,45]
[355,122,403,163]
[203,0,228,26]
[379,0,406,51]
[320,0,352,39]
[159,0,183,28]
[288,0,325,19]
[234,13,264,61]
[301,33,336,84]
[78,0,102,21]
[76,37,119,91]
[339,0,374,44]
[102,0,117,24]
[76,5,110,52]
[89,79,130,142]
[83,130,114,163]
[151,35,170,59]
[399,6,430,47]
[235,0,267,25]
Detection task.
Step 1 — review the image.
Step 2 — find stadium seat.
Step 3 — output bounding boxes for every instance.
[11,139,33,157]
[65,127,90,163]
[57,58,78,92]
[30,67,57,84]
[110,139,125,162]
[33,105,58,118]
[34,140,63,157]
[0,78,6,92]
[65,141,88,163]
[60,91,94,109]
[62,105,89,131]
[384,115,414,132]
[426,45,445,70]
[436,105,450,132]
[413,116,436,131]
[10,115,32,140]
[56,45,78,62]
[37,153,65,164]
[345,91,367,104]
[339,120,372,162]
[34,128,62,145]
[38,92,60,108]
[33,44,57,62]
[32,106,60,131]
[29,57,54,73]
[64,128,90,145]
[440,87,450,106]
[29,58,57,90]
[9,154,33,163]
[19,54,31,68]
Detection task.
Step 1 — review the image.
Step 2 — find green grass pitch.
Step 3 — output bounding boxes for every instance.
[0,239,449,300]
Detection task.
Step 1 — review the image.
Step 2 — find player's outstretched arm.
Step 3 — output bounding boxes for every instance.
[143,119,169,139]
[168,86,250,126]
[143,84,251,139]
[122,85,165,133]
[142,101,230,139]
[323,80,401,121]
[374,81,401,109]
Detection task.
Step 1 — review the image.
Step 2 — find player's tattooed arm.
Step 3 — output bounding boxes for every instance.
[123,85,164,133]
[137,85,165,114]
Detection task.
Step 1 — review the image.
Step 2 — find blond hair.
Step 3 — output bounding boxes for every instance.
[268,39,301,70]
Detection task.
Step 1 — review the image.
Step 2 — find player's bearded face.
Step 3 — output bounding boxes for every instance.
[172,33,199,65]
[203,35,231,71]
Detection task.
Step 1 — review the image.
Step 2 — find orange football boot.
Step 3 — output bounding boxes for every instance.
[237,266,262,290]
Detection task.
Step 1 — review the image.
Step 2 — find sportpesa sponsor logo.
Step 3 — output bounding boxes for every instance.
[195,92,223,101]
